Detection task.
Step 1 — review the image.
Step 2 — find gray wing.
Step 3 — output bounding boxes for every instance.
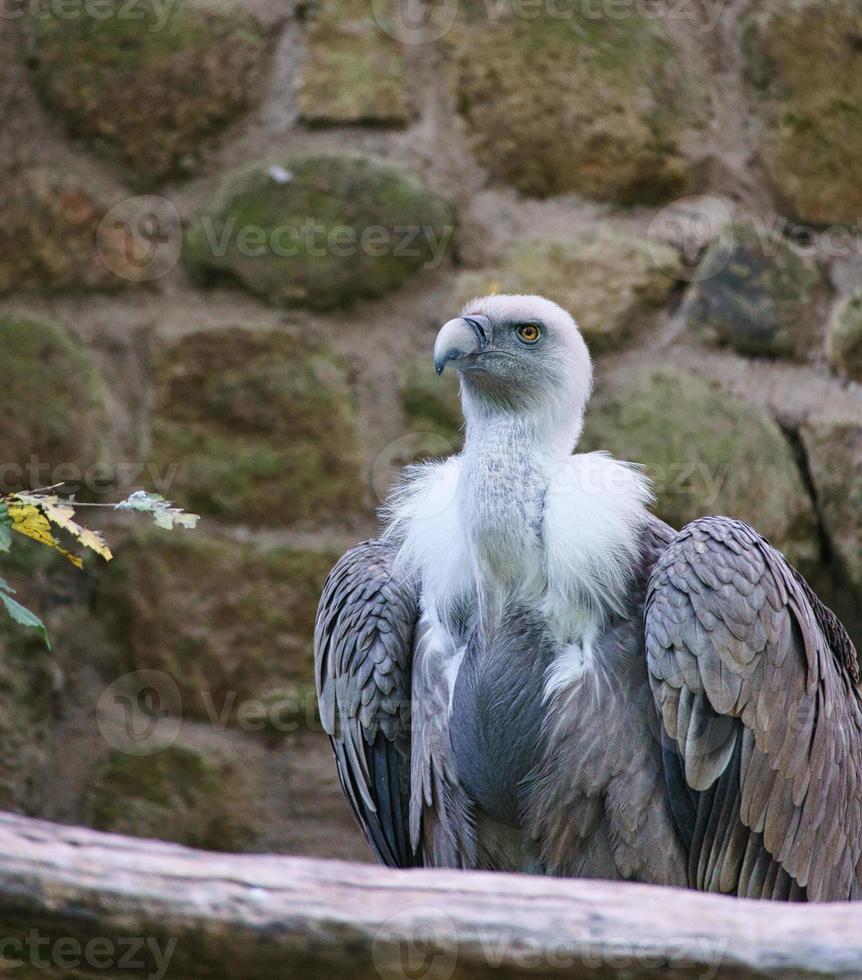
[314,539,419,868]
[646,517,862,901]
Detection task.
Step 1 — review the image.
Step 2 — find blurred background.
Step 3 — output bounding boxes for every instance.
[0,0,859,862]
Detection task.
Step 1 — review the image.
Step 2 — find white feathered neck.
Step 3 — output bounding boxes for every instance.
[383,432,653,641]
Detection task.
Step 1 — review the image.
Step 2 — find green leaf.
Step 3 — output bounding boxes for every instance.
[0,503,11,553]
[114,490,200,530]
[0,579,51,650]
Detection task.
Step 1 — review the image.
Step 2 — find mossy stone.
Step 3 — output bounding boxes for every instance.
[97,530,336,723]
[800,416,862,599]
[185,154,455,309]
[450,8,701,201]
[0,628,54,813]
[298,0,408,126]
[453,231,681,353]
[0,167,135,293]
[580,367,819,568]
[680,224,820,359]
[149,327,364,526]
[742,0,862,224]
[85,745,255,850]
[401,356,462,449]
[27,0,270,185]
[827,289,862,383]
[0,316,115,493]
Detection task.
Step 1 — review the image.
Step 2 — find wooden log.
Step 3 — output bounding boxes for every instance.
[0,811,857,978]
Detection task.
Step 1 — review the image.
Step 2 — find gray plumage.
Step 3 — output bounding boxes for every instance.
[314,294,862,901]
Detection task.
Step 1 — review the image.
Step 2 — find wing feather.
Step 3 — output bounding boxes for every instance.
[646,517,862,901]
[314,539,419,867]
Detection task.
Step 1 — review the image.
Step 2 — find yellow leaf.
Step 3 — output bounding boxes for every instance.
[77,527,112,562]
[11,493,112,563]
[8,503,84,569]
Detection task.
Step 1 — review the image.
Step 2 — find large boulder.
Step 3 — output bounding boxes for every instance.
[27,0,271,185]
[85,745,256,851]
[827,289,862,383]
[580,367,819,568]
[800,415,862,599]
[298,0,408,126]
[450,7,701,202]
[680,224,820,359]
[185,154,454,309]
[0,168,138,292]
[149,327,364,526]
[97,531,335,723]
[452,230,681,353]
[0,316,115,493]
[742,0,862,225]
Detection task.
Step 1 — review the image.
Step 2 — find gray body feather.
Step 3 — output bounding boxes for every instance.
[315,517,862,899]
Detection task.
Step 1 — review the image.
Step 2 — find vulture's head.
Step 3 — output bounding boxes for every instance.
[434,294,593,444]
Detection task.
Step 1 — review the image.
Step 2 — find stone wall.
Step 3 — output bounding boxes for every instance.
[0,0,860,861]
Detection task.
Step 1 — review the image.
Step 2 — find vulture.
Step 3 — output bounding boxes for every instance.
[314,294,862,901]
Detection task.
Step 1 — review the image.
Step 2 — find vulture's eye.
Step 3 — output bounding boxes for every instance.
[516,323,541,344]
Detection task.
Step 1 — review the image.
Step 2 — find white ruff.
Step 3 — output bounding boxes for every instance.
[383,450,653,641]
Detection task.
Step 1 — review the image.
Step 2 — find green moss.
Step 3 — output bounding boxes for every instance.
[453,230,681,353]
[401,356,462,449]
[298,0,408,125]
[0,167,133,293]
[27,0,270,185]
[0,316,115,493]
[681,224,820,359]
[743,0,862,224]
[827,289,862,382]
[580,367,819,568]
[149,326,364,525]
[185,154,455,309]
[800,417,862,599]
[86,745,254,850]
[450,9,702,201]
[97,531,337,723]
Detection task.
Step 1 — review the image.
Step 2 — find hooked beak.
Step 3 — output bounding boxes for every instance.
[434,315,492,375]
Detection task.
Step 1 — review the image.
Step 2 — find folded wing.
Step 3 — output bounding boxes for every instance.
[646,517,862,901]
[314,539,419,867]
